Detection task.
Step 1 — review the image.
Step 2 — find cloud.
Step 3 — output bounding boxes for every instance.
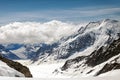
[0,7,119,44]
[0,20,81,44]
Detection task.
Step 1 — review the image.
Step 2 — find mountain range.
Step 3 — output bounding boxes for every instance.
[0,19,120,77]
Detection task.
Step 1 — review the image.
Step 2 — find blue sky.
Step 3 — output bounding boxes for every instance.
[0,0,120,24]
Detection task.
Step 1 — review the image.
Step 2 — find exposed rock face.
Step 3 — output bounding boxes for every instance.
[61,56,86,71]
[0,54,32,77]
[59,33,95,59]
[61,37,120,76]
[96,63,120,76]
[86,38,120,67]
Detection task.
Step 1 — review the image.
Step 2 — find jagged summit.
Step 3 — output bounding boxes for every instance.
[103,19,119,23]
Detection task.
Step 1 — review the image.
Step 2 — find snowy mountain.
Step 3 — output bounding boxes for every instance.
[0,44,20,60]
[0,44,43,60]
[0,60,24,77]
[1,19,120,61]
[59,37,120,76]
[10,44,41,59]
[26,19,120,77]
[0,19,120,78]
[29,19,120,64]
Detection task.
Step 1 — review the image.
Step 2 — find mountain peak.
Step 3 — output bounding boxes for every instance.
[103,19,119,23]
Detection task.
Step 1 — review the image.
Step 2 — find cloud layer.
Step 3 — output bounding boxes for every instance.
[0,20,80,44]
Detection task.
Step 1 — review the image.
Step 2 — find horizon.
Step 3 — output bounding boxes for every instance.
[0,0,120,24]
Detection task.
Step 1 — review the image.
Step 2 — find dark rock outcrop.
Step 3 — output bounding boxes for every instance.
[61,37,120,76]
[62,33,95,59]
[96,63,120,76]
[0,54,32,77]
[61,56,86,71]
[86,38,120,67]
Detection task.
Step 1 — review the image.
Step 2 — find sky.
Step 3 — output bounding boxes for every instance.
[0,0,120,44]
[0,0,120,24]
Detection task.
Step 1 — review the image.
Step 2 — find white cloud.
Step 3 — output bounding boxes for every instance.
[0,20,80,44]
[0,7,119,44]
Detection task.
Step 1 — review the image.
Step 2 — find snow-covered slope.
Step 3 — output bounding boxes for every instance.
[58,37,120,77]
[0,71,120,80]
[0,44,42,60]
[0,59,24,77]
[0,54,32,77]
[0,44,20,60]
[11,44,41,59]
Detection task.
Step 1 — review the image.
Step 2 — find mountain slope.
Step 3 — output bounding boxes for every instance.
[0,54,32,77]
[0,45,20,60]
[60,37,120,76]
[30,19,120,64]
[0,55,24,77]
